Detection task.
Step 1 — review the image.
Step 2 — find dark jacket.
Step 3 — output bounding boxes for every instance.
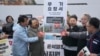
[87,30,100,54]
[62,25,80,48]
[69,30,100,56]
[28,27,44,56]
[77,26,87,52]
[2,23,14,38]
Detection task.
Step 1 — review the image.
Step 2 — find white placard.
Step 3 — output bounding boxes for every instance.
[44,40,64,56]
[44,0,67,17]
[43,0,67,33]
[78,46,90,56]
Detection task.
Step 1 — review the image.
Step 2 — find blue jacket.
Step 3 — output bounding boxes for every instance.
[12,24,38,56]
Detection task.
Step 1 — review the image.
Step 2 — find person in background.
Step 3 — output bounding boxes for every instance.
[77,14,91,52]
[28,18,44,56]
[2,16,14,39]
[12,15,44,56]
[61,17,100,56]
[62,15,80,56]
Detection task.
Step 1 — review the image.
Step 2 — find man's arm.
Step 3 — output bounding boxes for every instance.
[69,31,87,39]
[17,30,38,43]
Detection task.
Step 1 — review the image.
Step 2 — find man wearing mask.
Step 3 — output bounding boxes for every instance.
[28,18,44,56]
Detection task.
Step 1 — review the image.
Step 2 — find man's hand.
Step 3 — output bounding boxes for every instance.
[61,30,69,37]
[3,34,9,38]
[0,33,9,39]
[89,53,97,56]
[77,50,84,56]
[38,31,45,38]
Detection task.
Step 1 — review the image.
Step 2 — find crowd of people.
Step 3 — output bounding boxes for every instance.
[61,14,100,56]
[0,13,100,56]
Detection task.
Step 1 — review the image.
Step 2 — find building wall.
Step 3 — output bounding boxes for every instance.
[0,0,100,23]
